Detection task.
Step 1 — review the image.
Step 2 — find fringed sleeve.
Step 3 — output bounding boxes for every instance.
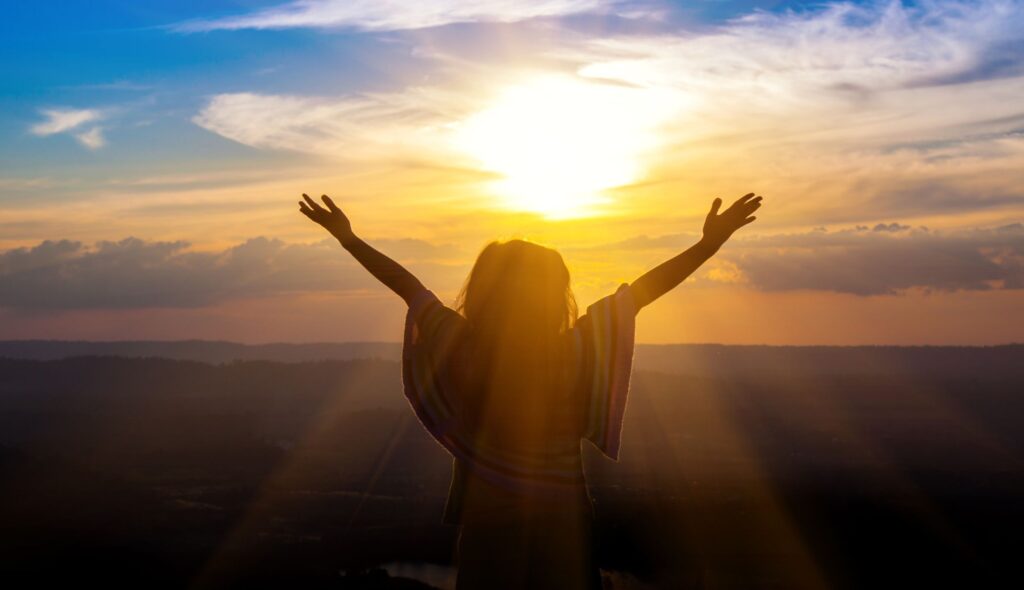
[573,282,637,460]
[401,289,466,454]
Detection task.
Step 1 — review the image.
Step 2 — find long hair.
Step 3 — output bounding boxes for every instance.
[452,239,580,447]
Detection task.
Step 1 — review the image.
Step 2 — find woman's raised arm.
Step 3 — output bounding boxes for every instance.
[298,193,427,306]
[629,192,762,311]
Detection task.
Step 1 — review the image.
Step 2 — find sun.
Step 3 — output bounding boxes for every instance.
[454,75,674,219]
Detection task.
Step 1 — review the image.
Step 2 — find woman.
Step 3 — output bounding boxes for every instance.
[298,191,763,589]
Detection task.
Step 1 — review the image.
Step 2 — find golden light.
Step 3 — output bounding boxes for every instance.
[454,75,676,219]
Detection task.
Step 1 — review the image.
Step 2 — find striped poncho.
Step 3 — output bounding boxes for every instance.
[402,282,636,524]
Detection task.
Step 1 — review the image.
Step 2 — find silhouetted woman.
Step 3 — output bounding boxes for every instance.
[299,192,762,589]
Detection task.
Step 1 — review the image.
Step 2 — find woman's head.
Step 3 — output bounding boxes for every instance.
[455,239,577,336]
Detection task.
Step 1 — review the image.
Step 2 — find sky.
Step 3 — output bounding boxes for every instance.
[1,0,1022,345]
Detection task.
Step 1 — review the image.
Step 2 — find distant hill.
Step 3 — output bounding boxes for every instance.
[1,339,1020,377]
[0,339,403,364]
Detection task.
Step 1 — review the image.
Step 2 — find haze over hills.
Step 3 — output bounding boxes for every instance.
[1,339,1021,377]
[0,340,404,365]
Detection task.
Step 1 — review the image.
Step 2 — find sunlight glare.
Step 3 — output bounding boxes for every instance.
[454,76,675,218]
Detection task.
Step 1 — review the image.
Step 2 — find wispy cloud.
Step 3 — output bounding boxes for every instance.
[73,126,106,149]
[68,80,153,91]
[29,108,107,150]
[574,0,1024,132]
[604,1,1019,84]
[30,108,101,136]
[174,0,618,33]
[192,90,469,160]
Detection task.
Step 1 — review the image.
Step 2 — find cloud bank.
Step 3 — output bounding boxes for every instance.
[1,224,1020,310]
[725,223,1024,295]
[0,237,462,310]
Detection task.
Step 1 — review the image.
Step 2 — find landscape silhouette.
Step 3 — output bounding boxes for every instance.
[2,343,1022,589]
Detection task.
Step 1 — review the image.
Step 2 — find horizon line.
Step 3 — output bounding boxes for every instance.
[0,338,1020,349]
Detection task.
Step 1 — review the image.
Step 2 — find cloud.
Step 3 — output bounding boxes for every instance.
[0,237,465,310]
[871,222,911,233]
[73,127,106,149]
[29,108,107,150]
[720,223,1024,295]
[192,90,468,160]
[30,108,101,136]
[174,0,617,33]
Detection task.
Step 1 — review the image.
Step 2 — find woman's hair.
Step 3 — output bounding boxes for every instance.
[452,239,581,443]
[454,239,577,335]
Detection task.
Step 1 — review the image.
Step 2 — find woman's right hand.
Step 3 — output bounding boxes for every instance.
[701,192,762,250]
[299,193,356,244]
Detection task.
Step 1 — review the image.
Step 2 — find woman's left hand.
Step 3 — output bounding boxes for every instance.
[299,193,355,244]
